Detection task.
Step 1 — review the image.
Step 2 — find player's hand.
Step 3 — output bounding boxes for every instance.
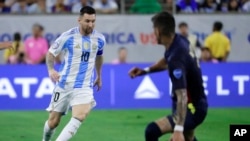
[170,131,185,141]
[48,69,60,82]
[128,67,147,78]
[94,77,102,91]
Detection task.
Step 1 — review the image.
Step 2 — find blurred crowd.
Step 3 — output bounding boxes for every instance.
[1,0,249,14]
[3,20,231,65]
[176,0,250,13]
[4,24,49,64]
[0,0,119,14]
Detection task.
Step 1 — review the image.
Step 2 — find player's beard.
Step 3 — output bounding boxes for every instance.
[84,27,93,35]
[156,31,162,44]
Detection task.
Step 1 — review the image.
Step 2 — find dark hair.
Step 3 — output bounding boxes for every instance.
[178,22,188,28]
[14,32,21,41]
[213,21,223,31]
[33,23,44,31]
[151,11,175,37]
[201,47,211,52]
[80,6,96,16]
[118,47,127,52]
[0,0,5,3]
[13,32,22,54]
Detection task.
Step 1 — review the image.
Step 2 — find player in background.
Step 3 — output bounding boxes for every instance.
[129,12,208,141]
[42,6,106,141]
[0,42,12,50]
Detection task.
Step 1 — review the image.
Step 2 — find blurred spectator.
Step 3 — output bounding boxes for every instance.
[64,0,80,8]
[112,47,128,64]
[11,0,28,13]
[0,0,11,13]
[46,0,56,13]
[204,21,231,62]
[24,24,48,64]
[51,0,71,13]
[93,0,118,14]
[28,0,47,14]
[199,0,218,13]
[228,0,240,12]
[176,0,199,13]
[129,0,162,14]
[72,0,92,13]
[178,22,201,57]
[4,32,25,64]
[165,0,173,13]
[218,1,229,12]
[242,0,250,12]
[200,47,218,63]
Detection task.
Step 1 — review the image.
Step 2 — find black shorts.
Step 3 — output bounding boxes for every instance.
[167,99,208,131]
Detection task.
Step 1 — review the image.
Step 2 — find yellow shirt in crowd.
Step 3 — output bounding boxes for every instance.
[4,41,23,61]
[204,32,231,59]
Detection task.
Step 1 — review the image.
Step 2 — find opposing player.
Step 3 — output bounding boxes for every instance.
[42,6,105,141]
[0,42,12,50]
[129,12,208,141]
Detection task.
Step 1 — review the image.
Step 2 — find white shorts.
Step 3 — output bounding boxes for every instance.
[46,85,96,114]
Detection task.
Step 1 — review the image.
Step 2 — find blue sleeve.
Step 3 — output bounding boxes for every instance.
[97,37,106,55]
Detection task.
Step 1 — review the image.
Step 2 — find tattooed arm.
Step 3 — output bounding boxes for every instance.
[175,89,188,126]
[169,60,187,141]
[46,52,59,82]
[46,52,55,70]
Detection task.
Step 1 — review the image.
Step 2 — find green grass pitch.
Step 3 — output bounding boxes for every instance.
[0,108,249,141]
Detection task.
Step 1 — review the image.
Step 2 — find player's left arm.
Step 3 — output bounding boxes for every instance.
[175,89,188,126]
[95,55,103,79]
[95,36,105,79]
[169,60,188,131]
[94,36,106,90]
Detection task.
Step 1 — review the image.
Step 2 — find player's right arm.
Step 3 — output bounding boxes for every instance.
[46,35,66,82]
[46,52,59,82]
[129,57,167,78]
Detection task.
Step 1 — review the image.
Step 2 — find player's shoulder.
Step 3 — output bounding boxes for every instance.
[175,34,190,52]
[167,35,189,61]
[92,30,105,41]
[56,27,79,42]
[62,27,79,36]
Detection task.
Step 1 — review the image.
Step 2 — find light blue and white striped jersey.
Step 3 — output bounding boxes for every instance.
[49,27,106,89]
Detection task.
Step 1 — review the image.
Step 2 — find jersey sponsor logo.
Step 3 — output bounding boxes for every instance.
[134,76,161,99]
[173,69,182,79]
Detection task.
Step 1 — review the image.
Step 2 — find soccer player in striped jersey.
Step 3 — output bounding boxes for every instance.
[42,6,106,141]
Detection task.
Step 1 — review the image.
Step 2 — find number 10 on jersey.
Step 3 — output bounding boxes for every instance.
[81,51,90,62]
